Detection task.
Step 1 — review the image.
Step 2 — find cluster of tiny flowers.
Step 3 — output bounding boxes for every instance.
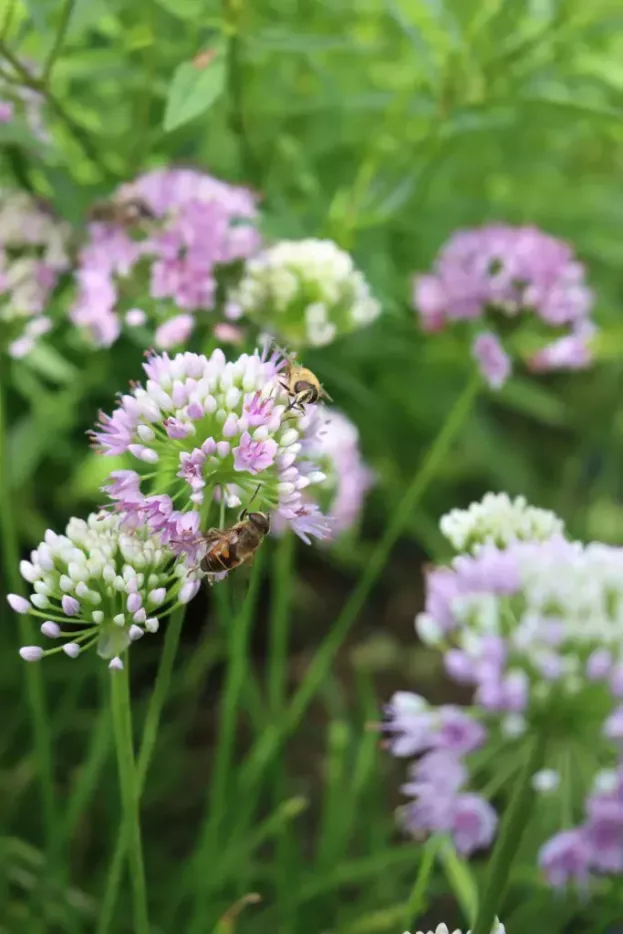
[92,346,331,561]
[9,512,193,669]
[383,692,497,856]
[413,225,595,388]
[70,168,260,348]
[440,492,565,554]
[226,238,380,348]
[412,526,623,887]
[0,191,71,357]
[407,923,505,934]
[540,767,623,887]
[289,406,375,537]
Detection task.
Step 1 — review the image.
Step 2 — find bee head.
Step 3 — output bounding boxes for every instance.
[293,380,319,404]
[247,511,270,535]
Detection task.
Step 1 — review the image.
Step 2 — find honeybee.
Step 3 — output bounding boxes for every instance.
[192,494,270,580]
[88,196,156,228]
[276,346,333,413]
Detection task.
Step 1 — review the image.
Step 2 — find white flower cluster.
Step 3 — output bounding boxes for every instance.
[0,191,71,357]
[11,512,192,669]
[408,923,505,934]
[430,538,623,709]
[227,238,380,348]
[440,492,565,553]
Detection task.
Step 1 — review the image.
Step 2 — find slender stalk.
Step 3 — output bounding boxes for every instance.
[404,835,442,928]
[97,604,186,934]
[187,555,264,933]
[238,373,481,793]
[268,531,295,712]
[43,0,76,82]
[0,39,115,179]
[0,361,57,847]
[109,660,150,934]
[471,732,548,934]
[223,0,259,184]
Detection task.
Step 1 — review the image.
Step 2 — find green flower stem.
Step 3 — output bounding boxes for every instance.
[223,0,259,184]
[97,603,186,934]
[471,731,548,934]
[42,0,75,81]
[109,659,150,934]
[187,554,265,934]
[404,835,442,929]
[0,362,57,848]
[268,531,295,713]
[237,373,480,793]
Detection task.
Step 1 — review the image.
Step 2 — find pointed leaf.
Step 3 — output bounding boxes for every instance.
[163,54,226,132]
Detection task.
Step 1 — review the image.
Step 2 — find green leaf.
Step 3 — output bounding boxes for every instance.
[23,344,78,385]
[163,54,226,133]
[500,378,567,427]
[153,0,221,23]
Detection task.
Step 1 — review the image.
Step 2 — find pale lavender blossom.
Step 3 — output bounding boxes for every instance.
[0,191,71,358]
[70,168,261,348]
[273,406,374,539]
[384,692,494,855]
[471,332,511,390]
[0,101,13,123]
[92,346,331,564]
[412,224,595,387]
[410,511,623,887]
[10,512,188,668]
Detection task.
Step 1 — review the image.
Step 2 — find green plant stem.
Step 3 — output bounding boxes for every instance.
[238,373,480,792]
[471,732,548,934]
[187,555,264,933]
[268,532,295,712]
[109,661,150,934]
[404,835,442,928]
[43,0,76,82]
[224,0,259,184]
[97,604,186,934]
[0,362,57,848]
[0,39,115,179]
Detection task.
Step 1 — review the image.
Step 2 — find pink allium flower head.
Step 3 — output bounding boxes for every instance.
[273,406,374,540]
[384,496,623,890]
[412,224,596,388]
[93,346,331,566]
[0,191,71,358]
[12,512,187,667]
[70,168,261,348]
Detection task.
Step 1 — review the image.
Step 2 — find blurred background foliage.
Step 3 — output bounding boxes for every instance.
[3,0,623,932]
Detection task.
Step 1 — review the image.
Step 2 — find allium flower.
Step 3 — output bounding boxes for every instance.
[412,225,595,388]
[273,406,374,539]
[440,492,565,554]
[407,923,505,934]
[92,346,331,563]
[0,191,71,358]
[405,509,623,887]
[70,168,260,348]
[383,692,496,856]
[227,238,380,348]
[9,512,190,669]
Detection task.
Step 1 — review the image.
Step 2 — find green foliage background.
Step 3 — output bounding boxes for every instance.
[2,0,623,932]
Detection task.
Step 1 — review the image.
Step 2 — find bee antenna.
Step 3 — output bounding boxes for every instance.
[242,482,263,518]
